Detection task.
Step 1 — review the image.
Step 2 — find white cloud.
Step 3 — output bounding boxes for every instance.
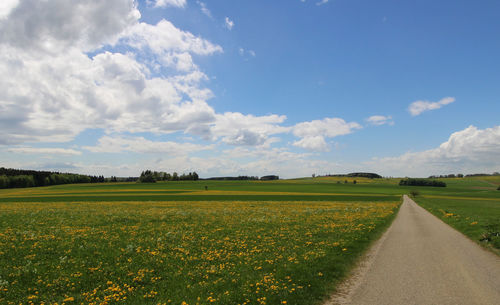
[365,125,500,177]
[197,1,212,18]
[293,136,329,151]
[408,97,455,116]
[207,112,290,146]
[0,1,225,144]
[366,115,394,126]
[153,0,186,8]
[317,0,329,6]
[122,19,223,57]
[238,47,256,59]
[83,136,212,154]
[7,147,82,156]
[225,17,234,30]
[292,117,361,151]
[0,0,19,20]
[0,0,140,53]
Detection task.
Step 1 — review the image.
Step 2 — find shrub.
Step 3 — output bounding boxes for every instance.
[410,190,420,197]
[399,178,446,187]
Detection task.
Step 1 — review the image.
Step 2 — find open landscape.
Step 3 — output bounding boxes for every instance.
[1,1,500,304]
[1,176,498,304]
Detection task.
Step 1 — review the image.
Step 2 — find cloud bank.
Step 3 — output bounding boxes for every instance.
[366,125,500,177]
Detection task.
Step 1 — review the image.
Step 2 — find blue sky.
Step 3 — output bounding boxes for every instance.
[0,0,499,178]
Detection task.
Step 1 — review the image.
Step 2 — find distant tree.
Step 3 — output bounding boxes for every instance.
[410,190,420,197]
[260,175,279,181]
[172,172,179,181]
[0,175,9,188]
[139,170,156,183]
[457,174,464,178]
[192,172,199,181]
[399,178,446,187]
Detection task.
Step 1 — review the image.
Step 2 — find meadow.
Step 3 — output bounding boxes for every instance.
[0,176,498,305]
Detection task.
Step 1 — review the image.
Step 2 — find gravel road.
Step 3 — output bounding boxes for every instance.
[327,195,500,305]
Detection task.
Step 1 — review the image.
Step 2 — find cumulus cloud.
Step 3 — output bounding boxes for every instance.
[0,0,371,178]
[208,112,290,146]
[408,97,455,116]
[83,136,212,154]
[366,115,394,126]
[153,0,186,8]
[225,17,234,30]
[292,118,361,151]
[317,0,329,6]
[123,19,223,56]
[7,147,82,156]
[0,0,224,144]
[365,125,500,177]
[293,136,329,151]
[0,0,140,53]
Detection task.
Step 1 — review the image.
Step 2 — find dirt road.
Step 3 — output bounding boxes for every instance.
[327,195,500,305]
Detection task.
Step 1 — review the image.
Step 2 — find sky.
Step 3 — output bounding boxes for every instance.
[0,0,499,178]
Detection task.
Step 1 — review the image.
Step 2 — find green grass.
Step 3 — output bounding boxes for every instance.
[0,200,399,305]
[0,176,498,304]
[413,196,500,254]
[0,178,406,203]
[406,176,500,253]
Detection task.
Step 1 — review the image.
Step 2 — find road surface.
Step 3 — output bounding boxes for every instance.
[327,195,500,305]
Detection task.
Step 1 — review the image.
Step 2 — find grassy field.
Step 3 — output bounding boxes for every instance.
[0,176,498,305]
[0,178,403,305]
[0,178,403,203]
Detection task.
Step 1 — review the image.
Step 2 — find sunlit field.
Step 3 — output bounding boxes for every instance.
[0,200,399,305]
[1,176,498,304]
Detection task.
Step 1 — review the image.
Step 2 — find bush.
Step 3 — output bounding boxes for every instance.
[410,190,420,197]
[399,178,446,187]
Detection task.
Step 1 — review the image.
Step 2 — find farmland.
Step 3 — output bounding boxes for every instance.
[0,176,498,305]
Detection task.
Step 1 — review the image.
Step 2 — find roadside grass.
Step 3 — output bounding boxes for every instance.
[412,194,500,254]
[0,200,399,305]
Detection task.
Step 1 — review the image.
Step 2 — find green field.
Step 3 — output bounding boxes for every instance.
[0,176,498,305]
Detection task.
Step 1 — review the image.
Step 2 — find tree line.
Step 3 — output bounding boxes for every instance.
[0,167,112,189]
[139,170,199,183]
[399,178,446,187]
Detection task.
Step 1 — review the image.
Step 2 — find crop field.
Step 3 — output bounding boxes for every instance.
[0,178,403,203]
